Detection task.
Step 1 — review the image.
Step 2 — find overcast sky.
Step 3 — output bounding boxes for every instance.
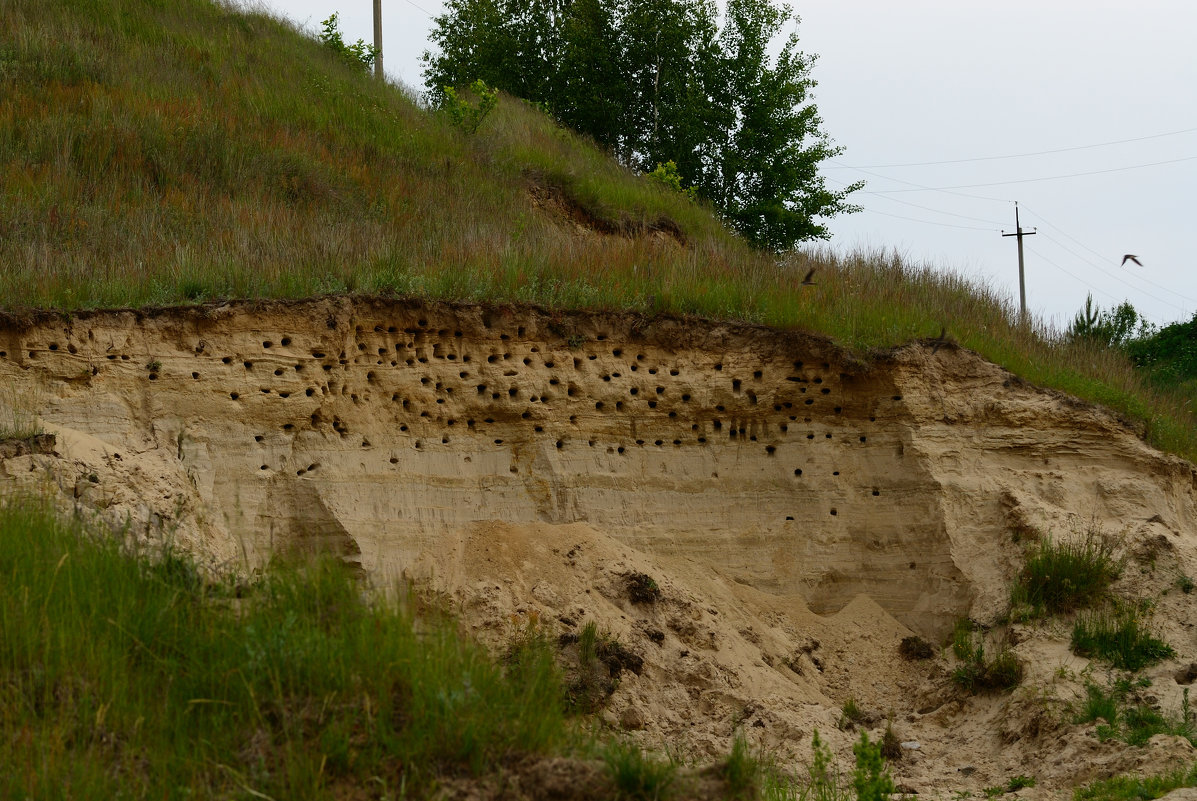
[252,0,1197,330]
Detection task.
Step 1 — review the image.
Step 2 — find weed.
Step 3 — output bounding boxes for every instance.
[1071,605,1174,671]
[318,13,378,71]
[1010,530,1120,617]
[1177,574,1194,594]
[880,722,902,761]
[1075,763,1197,801]
[839,697,867,730]
[951,620,1024,693]
[0,382,42,440]
[852,731,896,801]
[723,735,760,801]
[984,776,1035,797]
[560,622,642,713]
[602,739,677,801]
[1075,679,1195,747]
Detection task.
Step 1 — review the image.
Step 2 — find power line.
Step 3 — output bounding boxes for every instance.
[827,175,1006,225]
[1035,232,1191,313]
[1025,244,1127,307]
[832,125,1197,169]
[1019,204,1197,305]
[829,161,1013,203]
[866,154,1197,193]
[854,205,999,232]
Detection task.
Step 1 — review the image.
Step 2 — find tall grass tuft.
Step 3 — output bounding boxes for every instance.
[1010,530,1121,617]
[1071,605,1175,671]
[0,496,568,799]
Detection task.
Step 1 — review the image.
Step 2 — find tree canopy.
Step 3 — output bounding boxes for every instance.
[422,0,861,250]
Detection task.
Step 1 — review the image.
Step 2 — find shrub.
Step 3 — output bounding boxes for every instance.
[317,13,378,71]
[441,79,498,134]
[1010,531,1120,616]
[852,732,896,801]
[839,697,867,730]
[1071,606,1174,671]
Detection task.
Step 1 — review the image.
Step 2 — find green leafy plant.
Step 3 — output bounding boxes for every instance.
[440,79,498,135]
[646,161,698,201]
[852,731,896,801]
[1071,605,1174,671]
[318,12,378,71]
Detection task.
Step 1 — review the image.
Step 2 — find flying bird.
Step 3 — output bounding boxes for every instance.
[800,268,817,286]
[1121,254,1143,267]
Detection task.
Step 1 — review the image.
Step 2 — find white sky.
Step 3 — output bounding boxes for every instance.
[253,0,1197,330]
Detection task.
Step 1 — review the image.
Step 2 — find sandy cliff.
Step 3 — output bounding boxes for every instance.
[2,296,1195,795]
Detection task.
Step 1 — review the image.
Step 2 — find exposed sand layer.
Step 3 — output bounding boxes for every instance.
[2,297,1195,796]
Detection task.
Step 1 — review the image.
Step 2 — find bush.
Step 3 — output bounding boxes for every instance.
[440,79,498,135]
[317,13,378,71]
[1071,606,1174,671]
[1010,531,1120,616]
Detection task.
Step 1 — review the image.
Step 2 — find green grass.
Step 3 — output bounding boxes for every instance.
[1071,605,1175,671]
[1,0,1196,465]
[1075,680,1195,747]
[602,739,678,801]
[950,620,1024,693]
[0,496,569,799]
[1075,763,1197,801]
[1010,531,1121,617]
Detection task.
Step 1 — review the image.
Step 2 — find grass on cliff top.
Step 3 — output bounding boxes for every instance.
[1,0,1194,463]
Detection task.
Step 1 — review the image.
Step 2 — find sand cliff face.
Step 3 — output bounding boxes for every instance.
[3,298,1191,632]
[3,297,1196,792]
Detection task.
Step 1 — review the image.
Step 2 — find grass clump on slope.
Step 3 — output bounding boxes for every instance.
[0,497,567,799]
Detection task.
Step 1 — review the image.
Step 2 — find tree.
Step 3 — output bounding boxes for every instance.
[1067,294,1142,348]
[421,0,859,250]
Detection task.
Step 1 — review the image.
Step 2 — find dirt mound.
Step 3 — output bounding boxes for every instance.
[2,296,1195,794]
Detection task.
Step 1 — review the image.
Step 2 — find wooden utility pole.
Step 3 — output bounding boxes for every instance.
[1002,202,1036,320]
[372,0,383,80]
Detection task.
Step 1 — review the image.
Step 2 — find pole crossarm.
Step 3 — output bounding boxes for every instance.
[1001,202,1037,318]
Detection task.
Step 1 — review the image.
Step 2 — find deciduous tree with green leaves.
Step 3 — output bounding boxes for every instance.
[422,0,860,250]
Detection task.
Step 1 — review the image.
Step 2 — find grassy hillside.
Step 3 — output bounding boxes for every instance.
[0,0,1194,461]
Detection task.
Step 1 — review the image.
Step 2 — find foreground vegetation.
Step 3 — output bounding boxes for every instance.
[0,497,907,799]
[1,0,1194,465]
[0,498,570,798]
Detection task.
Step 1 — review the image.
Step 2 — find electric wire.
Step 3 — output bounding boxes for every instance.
[1019,204,1197,305]
[854,205,999,231]
[1034,233,1190,314]
[832,125,1197,169]
[1024,244,1127,308]
[829,161,1013,203]
[865,154,1197,193]
[826,175,1007,226]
